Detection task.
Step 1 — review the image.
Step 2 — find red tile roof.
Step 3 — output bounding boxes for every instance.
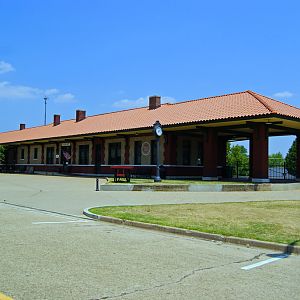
[1,90,300,144]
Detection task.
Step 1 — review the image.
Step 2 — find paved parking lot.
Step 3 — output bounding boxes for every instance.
[0,174,299,299]
[1,174,299,216]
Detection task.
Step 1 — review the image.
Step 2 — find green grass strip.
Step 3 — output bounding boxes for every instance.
[90,201,300,245]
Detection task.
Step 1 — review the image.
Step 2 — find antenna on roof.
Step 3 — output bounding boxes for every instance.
[44,96,48,125]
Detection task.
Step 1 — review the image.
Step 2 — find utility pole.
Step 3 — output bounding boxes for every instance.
[44,96,48,125]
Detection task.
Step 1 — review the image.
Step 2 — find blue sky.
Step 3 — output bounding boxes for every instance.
[0,0,299,155]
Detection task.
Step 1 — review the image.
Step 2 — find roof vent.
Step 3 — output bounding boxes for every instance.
[76,110,86,122]
[149,96,161,110]
[20,123,25,130]
[53,114,60,126]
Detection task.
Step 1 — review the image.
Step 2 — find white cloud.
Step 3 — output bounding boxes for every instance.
[0,61,15,74]
[161,96,175,104]
[0,81,77,103]
[113,95,175,108]
[53,93,76,103]
[0,81,42,99]
[45,88,60,96]
[273,91,294,98]
[113,97,146,108]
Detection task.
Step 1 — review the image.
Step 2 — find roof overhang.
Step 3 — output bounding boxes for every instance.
[1,114,300,146]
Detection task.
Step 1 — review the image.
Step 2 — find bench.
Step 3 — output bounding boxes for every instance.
[111,166,134,182]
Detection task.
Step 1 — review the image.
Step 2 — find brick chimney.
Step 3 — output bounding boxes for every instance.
[76,110,86,122]
[149,96,161,110]
[20,123,26,130]
[53,114,60,126]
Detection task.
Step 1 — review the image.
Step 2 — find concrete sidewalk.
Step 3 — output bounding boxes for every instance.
[0,173,299,216]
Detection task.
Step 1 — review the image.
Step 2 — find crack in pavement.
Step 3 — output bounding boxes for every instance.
[29,190,44,198]
[90,252,266,300]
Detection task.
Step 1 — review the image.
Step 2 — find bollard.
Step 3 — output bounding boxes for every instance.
[95,178,99,191]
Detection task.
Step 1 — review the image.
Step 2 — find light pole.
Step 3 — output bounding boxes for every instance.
[44,96,48,125]
[153,120,163,182]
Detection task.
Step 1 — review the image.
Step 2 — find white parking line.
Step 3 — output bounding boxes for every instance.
[241,254,289,270]
[32,220,91,225]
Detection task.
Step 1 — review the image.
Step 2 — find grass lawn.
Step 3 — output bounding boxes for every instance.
[90,201,300,245]
[106,178,251,185]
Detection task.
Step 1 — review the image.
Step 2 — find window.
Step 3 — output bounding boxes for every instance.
[20,148,25,160]
[151,140,157,165]
[79,145,89,165]
[108,142,121,165]
[134,141,142,165]
[33,147,38,160]
[46,147,54,164]
[182,140,191,165]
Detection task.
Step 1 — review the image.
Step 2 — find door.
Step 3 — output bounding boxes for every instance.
[61,146,71,172]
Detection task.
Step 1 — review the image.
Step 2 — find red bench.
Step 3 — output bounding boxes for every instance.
[111,166,134,182]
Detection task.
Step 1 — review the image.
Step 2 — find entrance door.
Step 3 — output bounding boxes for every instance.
[61,146,71,172]
[95,144,101,174]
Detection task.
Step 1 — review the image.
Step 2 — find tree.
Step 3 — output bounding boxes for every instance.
[227,144,249,176]
[269,152,284,168]
[285,140,297,176]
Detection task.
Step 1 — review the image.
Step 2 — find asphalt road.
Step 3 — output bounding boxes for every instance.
[0,174,300,299]
[0,174,299,216]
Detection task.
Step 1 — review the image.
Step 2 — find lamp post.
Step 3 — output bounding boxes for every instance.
[153,120,163,182]
[44,96,48,125]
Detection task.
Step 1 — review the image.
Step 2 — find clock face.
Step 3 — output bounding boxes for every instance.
[155,127,163,136]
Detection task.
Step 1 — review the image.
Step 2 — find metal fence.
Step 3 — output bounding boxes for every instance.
[268,159,295,180]
[226,161,249,179]
[226,158,296,180]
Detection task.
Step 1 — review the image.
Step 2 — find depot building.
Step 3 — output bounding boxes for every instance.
[0,90,300,182]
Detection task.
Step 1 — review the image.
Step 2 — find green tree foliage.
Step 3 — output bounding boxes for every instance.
[227,144,249,176]
[285,140,297,176]
[0,145,5,164]
[269,152,284,167]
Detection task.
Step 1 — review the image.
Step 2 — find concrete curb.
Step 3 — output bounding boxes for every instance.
[99,182,300,192]
[83,207,300,255]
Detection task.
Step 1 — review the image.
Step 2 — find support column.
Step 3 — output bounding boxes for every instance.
[203,128,218,180]
[101,139,105,164]
[27,145,30,164]
[55,142,60,164]
[296,135,300,180]
[163,133,177,165]
[251,123,269,183]
[218,137,227,178]
[41,144,45,164]
[124,137,130,164]
[91,138,96,165]
[92,138,103,174]
[72,141,76,165]
[249,138,253,178]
